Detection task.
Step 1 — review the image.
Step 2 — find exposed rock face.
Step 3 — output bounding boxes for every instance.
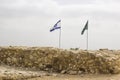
[0,46,120,74]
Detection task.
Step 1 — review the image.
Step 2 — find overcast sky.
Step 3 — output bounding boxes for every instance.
[0,0,120,50]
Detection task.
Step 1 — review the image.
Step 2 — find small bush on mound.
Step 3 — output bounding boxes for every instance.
[0,47,120,74]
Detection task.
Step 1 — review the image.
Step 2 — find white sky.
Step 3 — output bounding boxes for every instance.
[0,0,120,50]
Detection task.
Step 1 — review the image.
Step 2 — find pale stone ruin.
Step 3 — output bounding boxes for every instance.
[0,46,120,75]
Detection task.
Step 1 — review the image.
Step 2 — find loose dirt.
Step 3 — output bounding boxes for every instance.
[0,65,120,80]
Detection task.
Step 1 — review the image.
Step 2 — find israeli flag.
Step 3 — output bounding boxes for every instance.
[50,20,61,32]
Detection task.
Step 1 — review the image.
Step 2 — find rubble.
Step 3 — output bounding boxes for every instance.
[0,46,120,74]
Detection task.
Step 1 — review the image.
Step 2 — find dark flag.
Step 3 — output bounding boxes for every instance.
[81,20,88,35]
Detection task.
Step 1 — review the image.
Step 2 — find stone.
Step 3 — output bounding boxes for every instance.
[52,73,58,77]
[78,71,84,74]
[68,71,77,75]
[61,70,67,74]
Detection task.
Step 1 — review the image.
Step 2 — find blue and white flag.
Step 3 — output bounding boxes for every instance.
[50,20,61,32]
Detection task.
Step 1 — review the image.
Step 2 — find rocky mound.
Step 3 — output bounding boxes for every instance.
[0,46,120,74]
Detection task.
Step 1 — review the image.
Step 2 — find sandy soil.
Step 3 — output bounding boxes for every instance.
[0,65,120,80]
[28,74,120,80]
[0,65,49,80]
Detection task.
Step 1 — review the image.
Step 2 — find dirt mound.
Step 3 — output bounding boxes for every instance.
[0,46,120,74]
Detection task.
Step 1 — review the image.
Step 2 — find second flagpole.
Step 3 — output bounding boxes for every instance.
[87,27,88,50]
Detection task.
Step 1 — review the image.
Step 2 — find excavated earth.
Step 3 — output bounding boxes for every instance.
[0,46,120,80]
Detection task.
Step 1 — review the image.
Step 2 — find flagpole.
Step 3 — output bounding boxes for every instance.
[87,27,88,50]
[87,20,89,50]
[59,28,61,48]
[81,20,88,50]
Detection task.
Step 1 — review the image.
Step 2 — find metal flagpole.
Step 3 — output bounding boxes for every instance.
[87,27,88,50]
[86,20,89,50]
[59,28,61,48]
